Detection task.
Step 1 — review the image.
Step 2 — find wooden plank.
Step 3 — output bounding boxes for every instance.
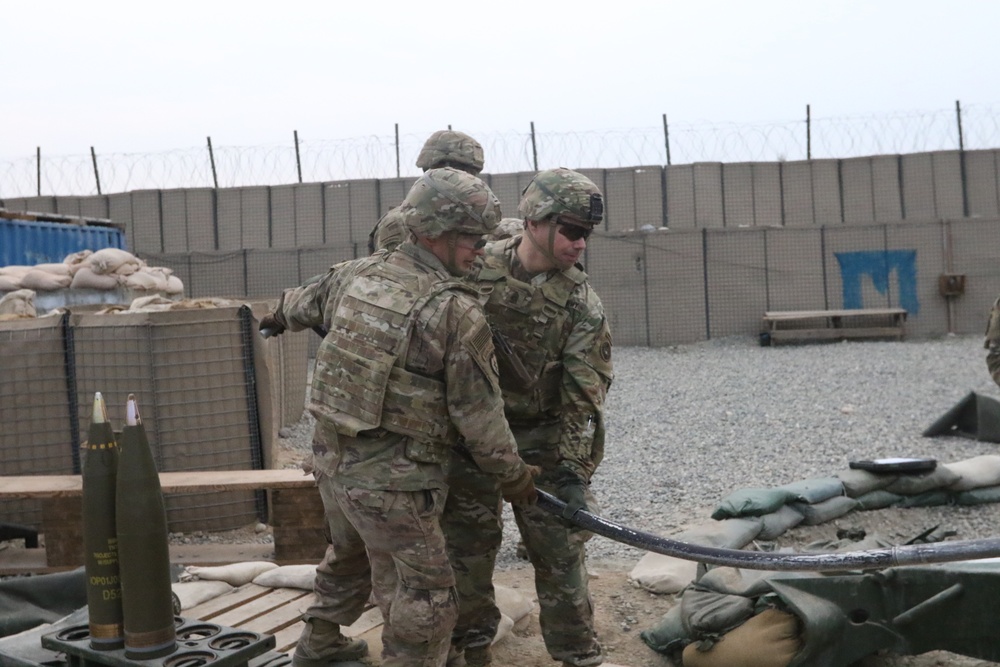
[186,584,272,620]
[0,469,315,499]
[238,592,316,635]
[764,308,906,321]
[212,588,311,629]
[271,620,306,654]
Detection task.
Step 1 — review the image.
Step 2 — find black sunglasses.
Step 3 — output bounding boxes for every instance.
[554,221,592,242]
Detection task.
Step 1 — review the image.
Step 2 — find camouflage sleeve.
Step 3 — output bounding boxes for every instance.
[274,260,353,333]
[441,294,527,484]
[557,285,614,481]
[987,296,1000,387]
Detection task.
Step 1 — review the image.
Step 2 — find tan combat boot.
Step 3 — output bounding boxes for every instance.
[292,617,368,667]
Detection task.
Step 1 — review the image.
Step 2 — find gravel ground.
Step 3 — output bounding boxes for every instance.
[264,333,1000,570]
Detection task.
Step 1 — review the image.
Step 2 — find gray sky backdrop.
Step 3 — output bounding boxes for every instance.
[4,0,999,161]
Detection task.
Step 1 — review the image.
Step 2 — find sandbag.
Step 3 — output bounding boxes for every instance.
[897,490,952,508]
[71,266,119,290]
[630,519,763,594]
[789,496,858,526]
[165,275,185,295]
[0,290,36,318]
[885,466,961,495]
[31,263,70,277]
[253,564,316,590]
[0,274,21,291]
[124,269,164,291]
[854,489,903,511]
[20,269,71,291]
[629,552,699,595]
[943,455,1000,491]
[184,561,279,586]
[681,608,801,667]
[680,586,755,642]
[776,478,844,504]
[712,488,793,520]
[171,580,234,610]
[63,250,93,274]
[88,248,142,275]
[758,505,805,541]
[640,604,687,655]
[954,485,1000,506]
[836,468,897,498]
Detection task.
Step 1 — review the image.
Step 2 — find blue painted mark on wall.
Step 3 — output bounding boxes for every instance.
[835,250,919,314]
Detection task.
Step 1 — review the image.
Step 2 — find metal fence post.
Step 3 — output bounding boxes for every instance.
[207,136,219,189]
[395,123,400,178]
[530,121,538,171]
[806,104,812,160]
[90,147,102,195]
[294,130,303,184]
[36,146,41,196]
[662,113,672,166]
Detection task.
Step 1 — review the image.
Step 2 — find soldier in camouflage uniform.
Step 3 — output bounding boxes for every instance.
[369,130,485,254]
[987,295,1000,387]
[261,167,539,667]
[442,168,614,667]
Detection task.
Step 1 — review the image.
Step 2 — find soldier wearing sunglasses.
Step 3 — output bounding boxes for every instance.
[443,168,614,667]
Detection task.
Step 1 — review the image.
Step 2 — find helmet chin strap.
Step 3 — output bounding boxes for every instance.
[444,234,462,276]
[523,220,560,270]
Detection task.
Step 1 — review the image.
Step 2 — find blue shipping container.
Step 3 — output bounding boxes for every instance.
[0,217,127,266]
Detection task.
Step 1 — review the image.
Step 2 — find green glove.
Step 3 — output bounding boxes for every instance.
[555,470,590,521]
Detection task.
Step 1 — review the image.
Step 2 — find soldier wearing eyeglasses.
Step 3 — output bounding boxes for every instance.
[443,168,613,667]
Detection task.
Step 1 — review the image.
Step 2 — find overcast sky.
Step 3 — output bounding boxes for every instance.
[3,0,998,161]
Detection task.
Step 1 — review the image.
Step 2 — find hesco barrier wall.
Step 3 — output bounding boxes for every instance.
[0,305,308,533]
[131,217,1000,348]
[3,148,999,347]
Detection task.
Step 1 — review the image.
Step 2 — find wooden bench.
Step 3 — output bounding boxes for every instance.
[761,307,907,345]
[0,469,326,569]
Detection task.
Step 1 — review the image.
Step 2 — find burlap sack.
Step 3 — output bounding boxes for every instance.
[71,266,119,290]
[681,608,801,667]
[20,269,71,291]
[0,289,36,318]
[88,248,143,275]
[253,564,316,590]
[943,455,1000,491]
[171,580,234,610]
[184,561,279,586]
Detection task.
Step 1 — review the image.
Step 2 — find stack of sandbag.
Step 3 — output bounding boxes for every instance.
[839,455,1000,508]
[68,248,184,295]
[0,249,183,295]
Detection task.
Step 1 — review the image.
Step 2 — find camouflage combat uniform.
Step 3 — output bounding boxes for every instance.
[368,130,485,254]
[443,235,614,666]
[987,295,1000,387]
[272,168,531,667]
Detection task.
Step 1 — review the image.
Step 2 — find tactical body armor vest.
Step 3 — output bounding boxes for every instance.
[476,238,587,422]
[311,255,468,452]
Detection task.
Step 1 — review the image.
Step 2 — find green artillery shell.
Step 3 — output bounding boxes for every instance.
[81,392,124,650]
[116,394,177,659]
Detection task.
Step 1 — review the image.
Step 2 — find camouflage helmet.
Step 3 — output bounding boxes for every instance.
[489,217,524,241]
[415,130,485,174]
[518,167,604,228]
[402,167,501,238]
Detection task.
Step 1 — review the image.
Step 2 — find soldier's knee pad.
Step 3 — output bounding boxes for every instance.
[390,586,458,644]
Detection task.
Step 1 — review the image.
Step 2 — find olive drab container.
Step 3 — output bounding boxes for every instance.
[81,392,125,650]
[116,394,177,659]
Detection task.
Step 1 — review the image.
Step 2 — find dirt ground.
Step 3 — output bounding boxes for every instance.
[485,559,1000,667]
[271,434,1000,667]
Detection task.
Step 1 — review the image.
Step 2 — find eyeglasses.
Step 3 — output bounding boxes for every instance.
[455,234,488,250]
[553,218,593,242]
